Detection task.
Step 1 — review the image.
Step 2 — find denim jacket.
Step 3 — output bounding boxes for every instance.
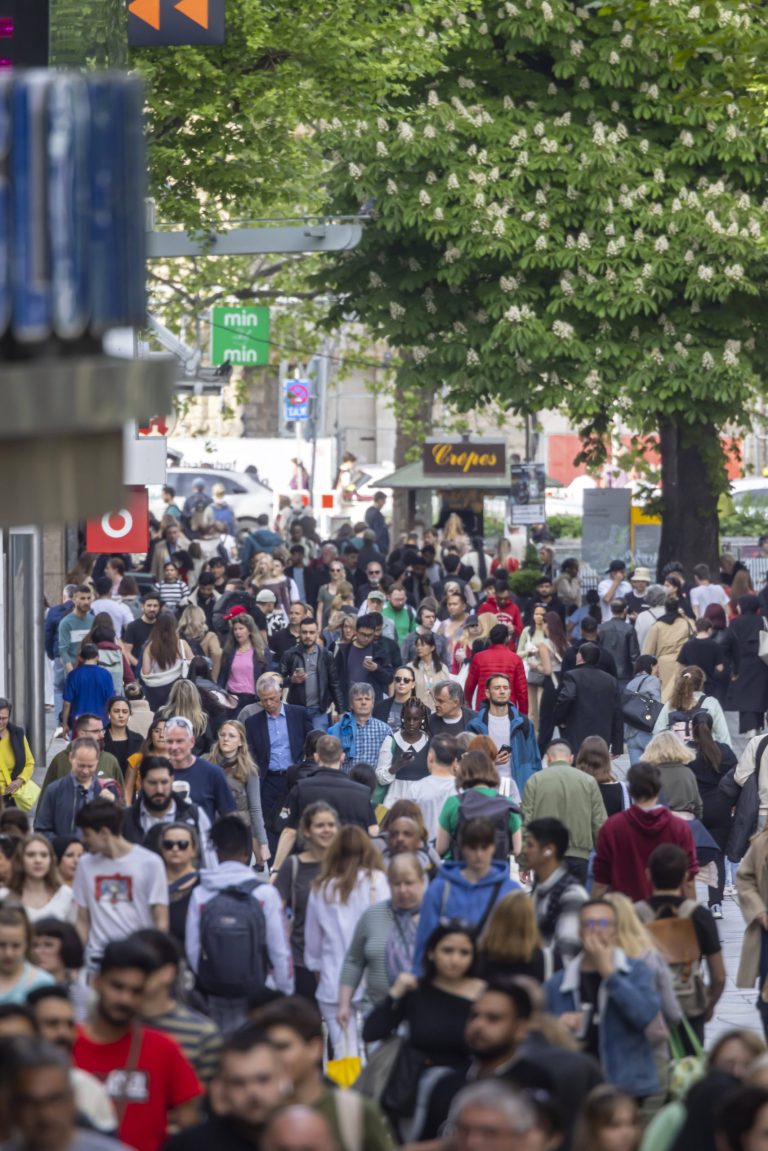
[544,948,661,1097]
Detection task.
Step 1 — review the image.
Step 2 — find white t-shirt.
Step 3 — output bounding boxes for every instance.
[690,584,730,616]
[24,884,75,925]
[407,775,457,840]
[73,844,168,965]
[597,578,633,622]
[487,713,511,759]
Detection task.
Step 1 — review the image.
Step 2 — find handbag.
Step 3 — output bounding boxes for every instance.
[380,1040,429,1117]
[355,1035,403,1102]
[621,675,663,733]
[8,777,41,812]
[759,620,768,665]
[668,1016,706,1099]
[525,661,546,687]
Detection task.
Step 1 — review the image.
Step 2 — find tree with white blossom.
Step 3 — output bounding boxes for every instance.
[320,0,768,572]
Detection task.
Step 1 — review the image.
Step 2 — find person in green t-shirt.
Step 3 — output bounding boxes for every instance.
[436,749,522,860]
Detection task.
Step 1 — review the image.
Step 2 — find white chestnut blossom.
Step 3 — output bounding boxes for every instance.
[609,52,619,65]
[466,349,480,366]
[369,271,383,288]
[679,130,695,147]
[376,141,388,157]
[577,232,591,250]
[444,246,462,263]
[447,174,460,190]
[389,302,406,319]
[454,321,468,334]
[348,163,362,179]
[427,90,439,106]
[552,320,575,339]
[570,39,584,56]
[386,179,398,194]
[423,125,436,139]
[535,235,548,250]
[697,265,714,281]
[500,275,519,292]
[724,264,745,280]
[541,1,554,21]
[701,352,714,369]
[418,190,431,206]
[434,207,444,220]
[505,305,535,322]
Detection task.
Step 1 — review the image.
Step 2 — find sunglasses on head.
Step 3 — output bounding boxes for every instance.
[162,839,190,851]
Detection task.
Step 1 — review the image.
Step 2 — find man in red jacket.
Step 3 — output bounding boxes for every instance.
[464,624,528,711]
[477,579,524,644]
[592,762,699,902]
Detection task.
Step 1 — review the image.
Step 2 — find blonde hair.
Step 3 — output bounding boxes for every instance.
[178,605,208,643]
[160,679,207,739]
[314,826,385,904]
[644,730,695,766]
[604,893,657,959]
[480,892,541,963]
[476,613,498,640]
[209,720,258,784]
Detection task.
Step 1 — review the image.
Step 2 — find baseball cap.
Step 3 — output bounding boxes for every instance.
[631,567,652,583]
[223,605,247,620]
[368,589,386,602]
[255,589,277,603]
[606,560,626,573]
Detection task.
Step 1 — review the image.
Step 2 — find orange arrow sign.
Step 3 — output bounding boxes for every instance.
[175,0,209,29]
[128,0,161,30]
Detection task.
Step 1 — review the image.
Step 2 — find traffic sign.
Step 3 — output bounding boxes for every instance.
[128,0,225,47]
[210,305,270,366]
[284,378,310,422]
[86,487,149,553]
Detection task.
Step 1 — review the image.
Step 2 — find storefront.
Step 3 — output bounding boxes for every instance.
[376,438,509,535]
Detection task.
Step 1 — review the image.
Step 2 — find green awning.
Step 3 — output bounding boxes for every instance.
[375,460,511,491]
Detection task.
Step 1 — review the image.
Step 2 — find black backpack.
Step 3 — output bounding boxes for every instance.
[667,696,709,743]
[197,878,268,998]
[451,789,517,861]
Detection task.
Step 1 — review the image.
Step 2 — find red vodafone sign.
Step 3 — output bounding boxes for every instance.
[86,488,149,553]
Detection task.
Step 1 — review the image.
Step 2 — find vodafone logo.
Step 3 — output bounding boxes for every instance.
[101,510,134,539]
[87,489,149,554]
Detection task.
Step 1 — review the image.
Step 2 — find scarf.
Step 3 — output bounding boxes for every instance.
[385,905,420,983]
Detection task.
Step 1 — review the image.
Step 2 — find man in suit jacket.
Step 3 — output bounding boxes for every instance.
[553,643,623,756]
[244,673,312,854]
[36,737,112,838]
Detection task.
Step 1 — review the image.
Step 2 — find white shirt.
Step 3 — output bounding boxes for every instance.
[597,578,633,622]
[73,844,168,965]
[23,885,75,925]
[304,870,390,1002]
[690,584,730,617]
[407,775,457,840]
[90,596,134,639]
[487,713,511,759]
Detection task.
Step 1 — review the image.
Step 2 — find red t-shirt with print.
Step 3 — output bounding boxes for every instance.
[73,1024,202,1151]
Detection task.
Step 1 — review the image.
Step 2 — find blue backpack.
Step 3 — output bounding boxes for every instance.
[198,879,268,998]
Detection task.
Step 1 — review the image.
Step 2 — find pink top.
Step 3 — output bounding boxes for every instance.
[226,648,255,695]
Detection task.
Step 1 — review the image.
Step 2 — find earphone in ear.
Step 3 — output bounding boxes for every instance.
[544,849,552,856]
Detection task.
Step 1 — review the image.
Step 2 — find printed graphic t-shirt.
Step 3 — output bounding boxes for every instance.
[73,845,168,964]
[73,1025,202,1151]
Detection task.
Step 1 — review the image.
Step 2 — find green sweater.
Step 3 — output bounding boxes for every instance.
[339,900,394,1005]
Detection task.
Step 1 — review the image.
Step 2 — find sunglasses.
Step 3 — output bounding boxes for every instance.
[394,676,414,684]
[162,839,190,851]
[582,917,615,930]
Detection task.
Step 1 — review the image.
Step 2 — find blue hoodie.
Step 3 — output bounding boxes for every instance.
[412,859,520,972]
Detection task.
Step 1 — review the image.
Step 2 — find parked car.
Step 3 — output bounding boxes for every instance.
[149,467,273,532]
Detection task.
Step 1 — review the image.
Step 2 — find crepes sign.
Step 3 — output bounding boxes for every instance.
[423,440,506,478]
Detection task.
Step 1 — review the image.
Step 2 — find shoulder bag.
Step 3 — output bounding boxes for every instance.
[621,675,663,733]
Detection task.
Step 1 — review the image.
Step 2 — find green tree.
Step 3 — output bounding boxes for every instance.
[319,0,768,573]
[130,0,469,227]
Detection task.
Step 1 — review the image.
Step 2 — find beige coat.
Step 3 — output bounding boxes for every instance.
[642,616,693,701]
[736,832,768,988]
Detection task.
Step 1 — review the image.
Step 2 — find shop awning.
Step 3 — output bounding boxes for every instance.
[375,460,511,491]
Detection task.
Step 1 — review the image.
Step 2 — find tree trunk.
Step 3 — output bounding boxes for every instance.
[390,376,433,540]
[657,419,722,580]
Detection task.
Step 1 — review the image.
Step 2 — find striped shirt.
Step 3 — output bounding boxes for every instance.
[154,580,189,611]
[141,1002,222,1084]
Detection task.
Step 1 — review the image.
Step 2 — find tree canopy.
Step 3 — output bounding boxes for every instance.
[319,0,768,566]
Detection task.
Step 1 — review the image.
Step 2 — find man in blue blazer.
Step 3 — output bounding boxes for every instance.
[244,673,312,854]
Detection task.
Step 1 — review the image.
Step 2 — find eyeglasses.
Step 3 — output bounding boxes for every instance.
[394,676,414,684]
[162,839,190,851]
[582,917,615,930]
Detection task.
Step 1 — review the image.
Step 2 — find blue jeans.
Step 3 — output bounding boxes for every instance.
[53,658,66,723]
[308,708,329,732]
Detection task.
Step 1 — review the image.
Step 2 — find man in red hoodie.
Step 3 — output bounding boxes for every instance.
[592,762,698,902]
[477,579,524,644]
[464,625,528,711]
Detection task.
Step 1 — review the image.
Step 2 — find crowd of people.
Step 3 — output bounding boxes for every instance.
[2,492,768,1150]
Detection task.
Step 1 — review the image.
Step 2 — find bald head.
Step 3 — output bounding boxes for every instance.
[261,1106,338,1151]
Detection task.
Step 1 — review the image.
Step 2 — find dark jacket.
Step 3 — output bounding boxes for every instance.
[723,612,768,714]
[6,722,29,780]
[35,775,101,838]
[278,644,343,713]
[284,564,327,609]
[562,641,617,678]
[122,795,203,850]
[553,666,623,754]
[364,505,390,555]
[598,618,640,681]
[244,703,312,779]
[45,602,73,660]
[334,641,394,710]
[211,592,268,640]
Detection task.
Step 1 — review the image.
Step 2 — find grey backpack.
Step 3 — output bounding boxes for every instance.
[197,879,268,998]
